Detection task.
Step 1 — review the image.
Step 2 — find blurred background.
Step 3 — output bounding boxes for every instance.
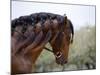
[12,0,96,73]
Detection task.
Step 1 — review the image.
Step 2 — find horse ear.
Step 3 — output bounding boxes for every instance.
[64,14,67,26]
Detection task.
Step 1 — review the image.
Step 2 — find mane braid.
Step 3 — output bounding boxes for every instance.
[11,12,65,35]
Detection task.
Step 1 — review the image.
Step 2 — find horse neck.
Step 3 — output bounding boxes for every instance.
[26,47,43,64]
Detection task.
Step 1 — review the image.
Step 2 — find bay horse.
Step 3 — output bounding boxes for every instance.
[11,12,74,74]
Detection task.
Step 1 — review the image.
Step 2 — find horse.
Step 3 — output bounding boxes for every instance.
[11,12,74,74]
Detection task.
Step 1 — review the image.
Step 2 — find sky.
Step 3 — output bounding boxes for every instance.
[12,1,95,30]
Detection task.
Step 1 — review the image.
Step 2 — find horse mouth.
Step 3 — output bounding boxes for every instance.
[55,52,67,65]
[56,58,67,65]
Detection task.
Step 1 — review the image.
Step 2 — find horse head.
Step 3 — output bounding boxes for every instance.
[49,15,74,65]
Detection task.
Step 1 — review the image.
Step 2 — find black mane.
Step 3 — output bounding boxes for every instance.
[11,12,64,29]
[11,12,74,41]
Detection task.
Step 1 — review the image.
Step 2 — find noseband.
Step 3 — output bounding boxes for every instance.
[55,51,62,59]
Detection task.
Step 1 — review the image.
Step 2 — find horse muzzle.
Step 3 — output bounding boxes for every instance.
[55,52,68,65]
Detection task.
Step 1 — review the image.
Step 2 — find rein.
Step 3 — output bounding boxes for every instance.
[44,47,53,52]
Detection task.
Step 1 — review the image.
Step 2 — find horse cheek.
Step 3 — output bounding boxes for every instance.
[63,37,70,61]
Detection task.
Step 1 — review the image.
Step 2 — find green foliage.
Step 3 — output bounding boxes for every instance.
[34,25,96,72]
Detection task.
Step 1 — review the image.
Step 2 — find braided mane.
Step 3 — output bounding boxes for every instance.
[11,12,64,33]
[11,12,74,44]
